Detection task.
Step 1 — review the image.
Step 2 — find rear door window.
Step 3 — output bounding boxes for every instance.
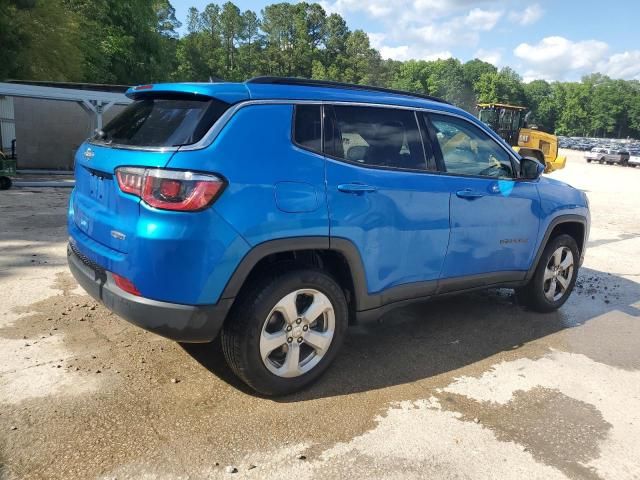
[326,105,428,171]
[293,105,322,154]
[94,94,229,147]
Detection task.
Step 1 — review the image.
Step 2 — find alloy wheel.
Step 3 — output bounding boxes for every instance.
[259,289,335,378]
[543,246,575,302]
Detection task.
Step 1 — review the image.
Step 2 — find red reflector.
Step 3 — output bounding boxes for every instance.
[112,273,141,296]
[159,179,181,199]
[134,84,153,90]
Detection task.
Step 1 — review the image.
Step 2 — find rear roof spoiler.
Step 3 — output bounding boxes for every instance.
[126,82,250,104]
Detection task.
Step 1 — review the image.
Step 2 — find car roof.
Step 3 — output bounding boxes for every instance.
[125,79,471,119]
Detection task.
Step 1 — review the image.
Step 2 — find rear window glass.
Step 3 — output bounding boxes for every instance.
[293,105,322,153]
[326,105,427,170]
[94,94,229,147]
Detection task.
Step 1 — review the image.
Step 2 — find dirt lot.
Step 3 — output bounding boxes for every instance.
[1,150,639,479]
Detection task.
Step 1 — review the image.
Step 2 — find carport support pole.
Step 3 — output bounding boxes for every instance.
[80,99,116,135]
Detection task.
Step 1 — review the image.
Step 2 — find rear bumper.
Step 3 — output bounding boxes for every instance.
[67,243,233,343]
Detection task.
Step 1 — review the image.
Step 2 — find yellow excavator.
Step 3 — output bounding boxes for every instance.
[477,103,566,173]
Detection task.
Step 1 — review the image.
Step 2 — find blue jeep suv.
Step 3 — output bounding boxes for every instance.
[68,77,590,395]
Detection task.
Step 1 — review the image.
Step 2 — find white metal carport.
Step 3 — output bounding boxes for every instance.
[0,82,131,132]
[0,82,132,169]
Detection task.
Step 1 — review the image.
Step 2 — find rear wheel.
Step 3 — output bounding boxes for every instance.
[0,176,11,190]
[586,158,592,163]
[516,234,579,313]
[221,269,348,396]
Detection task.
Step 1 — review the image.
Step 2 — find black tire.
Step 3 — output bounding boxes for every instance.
[516,234,580,313]
[586,158,592,163]
[221,269,348,396]
[0,176,11,190]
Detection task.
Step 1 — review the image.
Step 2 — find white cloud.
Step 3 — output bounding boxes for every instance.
[319,0,396,18]
[332,0,497,19]
[319,0,640,81]
[514,36,608,69]
[508,4,544,25]
[600,51,640,80]
[514,36,609,80]
[380,46,453,61]
[474,48,502,66]
[320,0,505,63]
[465,7,503,30]
[514,36,640,81]
[371,33,453,60]
[377,8,502,59]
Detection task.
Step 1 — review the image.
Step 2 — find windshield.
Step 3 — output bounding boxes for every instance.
[94,94,229,147]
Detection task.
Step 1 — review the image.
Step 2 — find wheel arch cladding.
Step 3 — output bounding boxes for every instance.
[526,214,588,282]
[219,237,369,313]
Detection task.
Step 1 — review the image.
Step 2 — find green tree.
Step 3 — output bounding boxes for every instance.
[2,0,83,81]
[341,30,384,85]
[220,1,243,78]
[475,67,525,105]
[66,0,179,83]
[261,3,297,76]
[239,10,261,77]
[0,0,29,80]
[3,0,639,141]
[462,59,497,90]
[523,79,557,132]
[554,82,591,136]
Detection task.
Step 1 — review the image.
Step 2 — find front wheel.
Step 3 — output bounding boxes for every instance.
[221,269,348,396]
[0,176,11,190]
[516,234,580,313]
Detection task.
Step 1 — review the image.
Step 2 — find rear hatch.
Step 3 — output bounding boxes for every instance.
[72,90,235,254]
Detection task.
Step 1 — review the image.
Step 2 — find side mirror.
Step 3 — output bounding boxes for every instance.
[520,156,545,180]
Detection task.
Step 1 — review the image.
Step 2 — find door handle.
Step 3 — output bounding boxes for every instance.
[337,183,377,194]
[456,189,484,199]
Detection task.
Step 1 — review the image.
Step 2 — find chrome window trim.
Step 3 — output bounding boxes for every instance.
[413,110,434,171]
[87,139,180,153]
[87,98,521,165]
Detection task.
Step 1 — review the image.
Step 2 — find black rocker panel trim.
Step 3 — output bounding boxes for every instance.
[220,236,539,316]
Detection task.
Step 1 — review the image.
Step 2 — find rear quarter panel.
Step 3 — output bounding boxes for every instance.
[168,104,329,246]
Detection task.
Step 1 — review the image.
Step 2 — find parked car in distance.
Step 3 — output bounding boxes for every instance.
[67,77,590,395]
[585,147,629,165]
[585,147,606,163]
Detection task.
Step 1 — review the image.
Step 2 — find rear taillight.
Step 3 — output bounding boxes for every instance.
[115,167,225,211]
[115,167,145,195]
[112,273,141,296]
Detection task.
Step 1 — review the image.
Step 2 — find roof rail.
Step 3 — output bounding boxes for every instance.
[246,76,451,105]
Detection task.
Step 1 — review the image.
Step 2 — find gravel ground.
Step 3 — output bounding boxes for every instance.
[1,149,639,479]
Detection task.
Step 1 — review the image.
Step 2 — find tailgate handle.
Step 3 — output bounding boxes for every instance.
[338,183,377,194]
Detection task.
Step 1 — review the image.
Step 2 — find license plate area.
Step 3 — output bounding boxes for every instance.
[87,168,112,202]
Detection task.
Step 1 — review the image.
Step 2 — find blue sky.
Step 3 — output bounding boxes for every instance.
[172,0,640,81]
